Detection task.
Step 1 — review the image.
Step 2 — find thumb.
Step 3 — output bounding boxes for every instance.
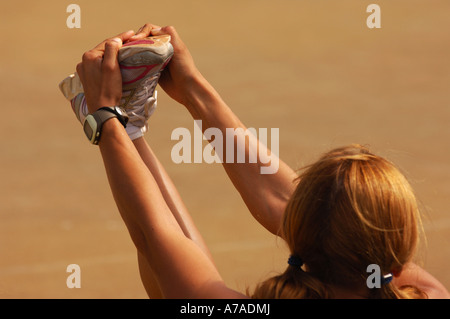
[102,38,122,71]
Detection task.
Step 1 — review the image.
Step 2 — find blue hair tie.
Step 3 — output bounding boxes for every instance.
[288,255,304,267]
[381,273,393,285]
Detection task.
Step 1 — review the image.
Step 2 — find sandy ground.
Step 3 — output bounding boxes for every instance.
[0,0,449,298]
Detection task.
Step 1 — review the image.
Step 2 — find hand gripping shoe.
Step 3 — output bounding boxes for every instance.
[59,35,174,140]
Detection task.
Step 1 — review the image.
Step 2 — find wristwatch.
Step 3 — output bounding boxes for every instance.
[83,106,129,145]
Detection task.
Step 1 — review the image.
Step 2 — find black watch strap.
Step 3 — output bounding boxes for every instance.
[97,106,128,128]
[94,109,118,128]
[83,107,129,145]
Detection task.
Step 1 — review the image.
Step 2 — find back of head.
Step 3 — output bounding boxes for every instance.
[252,144,426,299]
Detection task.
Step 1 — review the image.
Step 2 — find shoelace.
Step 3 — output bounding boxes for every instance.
[122,73,160,125]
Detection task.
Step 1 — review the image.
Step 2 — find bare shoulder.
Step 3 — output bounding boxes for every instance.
[394,263,450,299]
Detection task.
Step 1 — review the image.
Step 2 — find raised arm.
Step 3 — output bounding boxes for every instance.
[132,137,215,297]
[130,24,298,235]
[99,120,243,298]
[76,34,245,298]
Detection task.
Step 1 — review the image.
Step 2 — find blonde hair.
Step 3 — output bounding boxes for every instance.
[251,144,426,299]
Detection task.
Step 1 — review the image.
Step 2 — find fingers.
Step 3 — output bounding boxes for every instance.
[128,24,182,52]
[150,25,175,37]
[77,37,121,86]
[115,29,135,42]
[102,38,122,72]
[151,25,187,56]
[77,50,100,81]
[76,62,84,83]
[93,30,134,51]
[129,23,161,41]
[77,23,181,79]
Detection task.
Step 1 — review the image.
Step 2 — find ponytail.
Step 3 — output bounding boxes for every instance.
[251,267,427,299]
[251,266,330,299]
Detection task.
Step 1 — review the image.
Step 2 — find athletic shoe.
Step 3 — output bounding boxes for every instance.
[59,35,174,139]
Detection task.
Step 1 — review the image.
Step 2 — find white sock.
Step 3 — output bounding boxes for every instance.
[126,123,147,140]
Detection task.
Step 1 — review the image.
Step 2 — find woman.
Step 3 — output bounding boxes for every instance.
[74,23,449,298]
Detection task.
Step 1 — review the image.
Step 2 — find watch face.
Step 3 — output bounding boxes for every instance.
[83,115,98,143]
[84,121,93,138]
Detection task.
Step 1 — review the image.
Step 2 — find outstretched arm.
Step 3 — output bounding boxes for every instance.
[181,77,298,235]
[132,137,212,260]
[76,34,245,298]
[130,24,298,235]
[132,137,214,298]
[99,120,243,298]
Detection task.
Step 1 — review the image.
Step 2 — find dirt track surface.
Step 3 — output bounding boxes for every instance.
[1,0,449,298]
